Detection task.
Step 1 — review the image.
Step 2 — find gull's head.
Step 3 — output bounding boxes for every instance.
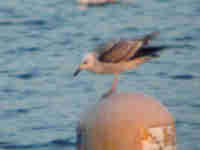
[74,53,97,77]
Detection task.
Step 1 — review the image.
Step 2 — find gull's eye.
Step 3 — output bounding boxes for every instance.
[83,61,88,64]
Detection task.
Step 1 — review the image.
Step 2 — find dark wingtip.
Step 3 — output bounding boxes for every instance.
[132,45,169,59]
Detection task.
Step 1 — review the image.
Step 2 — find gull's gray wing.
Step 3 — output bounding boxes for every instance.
[93,40,118,55]
[98,40,142,63]
[98,32,160,63]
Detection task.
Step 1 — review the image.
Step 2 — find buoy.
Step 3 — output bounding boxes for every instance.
[77,92,176,150]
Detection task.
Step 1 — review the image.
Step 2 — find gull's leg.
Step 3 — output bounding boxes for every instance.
[102,74,118,99]
[111,74,118,92]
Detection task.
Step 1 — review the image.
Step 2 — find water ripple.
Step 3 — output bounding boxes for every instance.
[0,143,44,149]
[174,36,195,41]
[0,18,47,26]
[22,19,46,26]
[51,139,76,146]
[4,108,30,117]
[12,70,41,80]
[0,139,76,149]
[170,74,196,80]
[19,47,40,53]
[156,72,169,78]
[15,73,36,80]
[2,88,18,94]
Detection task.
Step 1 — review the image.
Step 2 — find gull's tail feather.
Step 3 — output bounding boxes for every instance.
[142,32,160,45]
[132,45,168,59]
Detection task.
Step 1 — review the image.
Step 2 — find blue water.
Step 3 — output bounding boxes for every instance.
[0,0,199,149]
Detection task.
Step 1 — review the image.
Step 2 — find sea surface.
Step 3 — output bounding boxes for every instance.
[0,0,199,150]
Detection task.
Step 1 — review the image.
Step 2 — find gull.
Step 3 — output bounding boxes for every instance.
[74,32,165,95]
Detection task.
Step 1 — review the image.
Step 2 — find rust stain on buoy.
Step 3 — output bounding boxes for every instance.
[141,125,176,150]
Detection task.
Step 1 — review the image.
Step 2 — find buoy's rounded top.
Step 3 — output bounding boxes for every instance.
[78,92,175,150]
[82,92,174,128]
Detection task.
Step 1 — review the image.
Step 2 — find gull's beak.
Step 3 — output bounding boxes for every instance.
[73,66,82,77]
